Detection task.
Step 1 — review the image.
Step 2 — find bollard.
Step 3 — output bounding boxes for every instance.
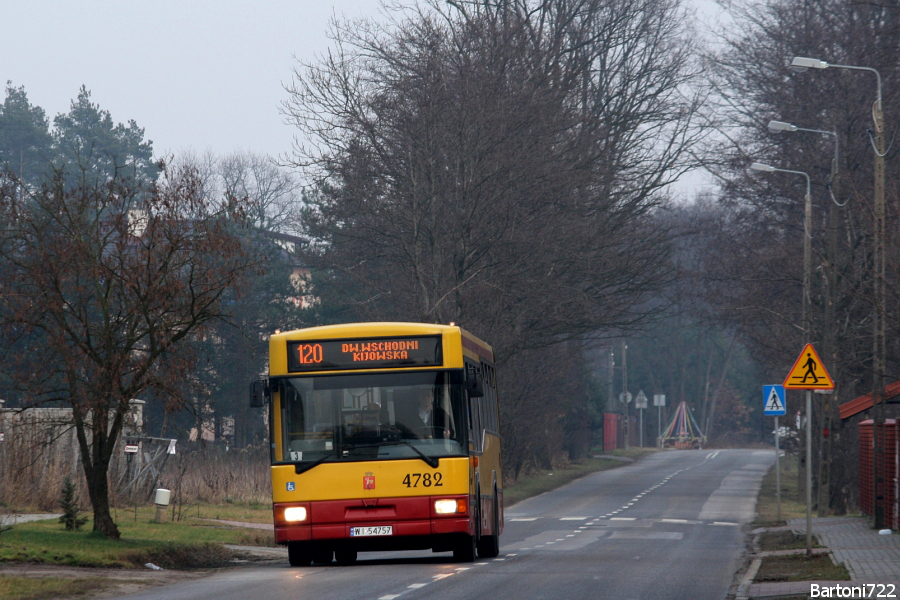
[154,488,171,523]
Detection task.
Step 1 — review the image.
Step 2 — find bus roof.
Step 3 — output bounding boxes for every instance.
[271,322,494,365]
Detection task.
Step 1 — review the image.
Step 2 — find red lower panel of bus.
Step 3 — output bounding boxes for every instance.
[274,495,472,545]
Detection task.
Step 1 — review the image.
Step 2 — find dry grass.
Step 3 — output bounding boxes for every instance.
[0,431,270,517]
[758,529,822,551]
[755,554,850,582]
[753,453,809,527]
[0,575,117,600]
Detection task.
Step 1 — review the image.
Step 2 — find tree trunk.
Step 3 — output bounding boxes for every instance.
[87,466,120,539]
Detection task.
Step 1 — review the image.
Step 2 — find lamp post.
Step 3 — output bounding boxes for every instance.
[768,119,840,517]
[750,161,815,555]
[791,56,886,529]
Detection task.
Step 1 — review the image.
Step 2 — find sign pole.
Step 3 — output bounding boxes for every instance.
[805,390,812,556]
[781,343,834,555]
[775,415,781,522]
[639,408,643,448]
[764,384,786,523]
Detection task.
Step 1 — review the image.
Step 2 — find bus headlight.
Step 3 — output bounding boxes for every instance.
[283,506,308,522]
[434,499,466,514]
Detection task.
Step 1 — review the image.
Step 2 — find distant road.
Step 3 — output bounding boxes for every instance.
[120,449,772,600]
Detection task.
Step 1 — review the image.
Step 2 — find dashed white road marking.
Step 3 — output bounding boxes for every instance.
[559,516,589,521]
[712,521,739,526]
[510,518,538,522]
[408,583,428,589]
[610,517,636,521]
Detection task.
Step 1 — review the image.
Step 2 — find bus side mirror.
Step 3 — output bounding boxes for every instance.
[250,380,269,408]
[466,368,484,398]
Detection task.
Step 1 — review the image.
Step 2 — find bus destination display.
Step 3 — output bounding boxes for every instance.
[287,335,442,372]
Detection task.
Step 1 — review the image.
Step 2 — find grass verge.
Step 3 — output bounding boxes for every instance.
[758,530,822,551]
[503,448,656,507]
[0,503,273,569]
[753,453,808,528]
[0,575,118,600]
[755,553,850,582]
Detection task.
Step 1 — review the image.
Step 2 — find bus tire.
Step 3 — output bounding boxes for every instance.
[311,547,334,564]
[335,549,357,565]
[452,534,476,562]
[477,489,501,558]
[287,542,312,567]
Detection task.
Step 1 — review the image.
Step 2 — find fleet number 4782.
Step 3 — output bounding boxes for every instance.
[402,473,443,487]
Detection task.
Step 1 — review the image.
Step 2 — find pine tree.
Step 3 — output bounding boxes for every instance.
[58,477,89,531]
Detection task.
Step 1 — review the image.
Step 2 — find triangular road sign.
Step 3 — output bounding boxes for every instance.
[783,344,834,390]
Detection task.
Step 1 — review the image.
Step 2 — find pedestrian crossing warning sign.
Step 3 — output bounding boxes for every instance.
[783,344,834,390]
[763,385,786,415]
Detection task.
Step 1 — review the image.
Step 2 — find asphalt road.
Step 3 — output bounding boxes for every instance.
[119,448,773,600]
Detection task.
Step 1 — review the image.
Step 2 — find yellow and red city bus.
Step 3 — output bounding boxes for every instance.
[250,322,503,566]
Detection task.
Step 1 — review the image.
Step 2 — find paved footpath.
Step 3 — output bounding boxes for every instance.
[0,513,60,526]
[740,517,900,599]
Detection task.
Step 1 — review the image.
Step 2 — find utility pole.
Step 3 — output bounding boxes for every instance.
[819,141,839,517]
[623,341,629,450]
[873,96,886,529]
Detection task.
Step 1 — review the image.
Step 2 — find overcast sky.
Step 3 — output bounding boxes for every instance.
[3,1,381,160]
[4,0,722,195]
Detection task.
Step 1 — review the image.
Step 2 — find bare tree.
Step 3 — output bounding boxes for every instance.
[701,0,900,512]
[283,0,706,357]
[0,162,259,538]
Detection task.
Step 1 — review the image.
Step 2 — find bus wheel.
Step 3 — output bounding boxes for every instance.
[476,490,501,558]
[335,549,357,565]
[311,548,334,564]
[453,534,476,562]
[287,543,312,567]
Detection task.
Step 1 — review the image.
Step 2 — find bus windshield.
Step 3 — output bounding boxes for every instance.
[276,371,467,466]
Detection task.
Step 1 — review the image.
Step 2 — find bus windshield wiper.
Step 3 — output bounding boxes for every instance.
[293,454,335,475]
[345,439,439,469]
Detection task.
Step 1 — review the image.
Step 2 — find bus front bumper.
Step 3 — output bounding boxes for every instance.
[273,495,472,545]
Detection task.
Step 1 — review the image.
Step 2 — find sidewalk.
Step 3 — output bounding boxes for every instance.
[737,516,900,599]
[0,513,61,526]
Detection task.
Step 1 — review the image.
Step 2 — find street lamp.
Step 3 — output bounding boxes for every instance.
[767,118,841,518]
[750,163,812,330]
[791,55,887,529]
[750,160,815,554]
[767,120,838,175]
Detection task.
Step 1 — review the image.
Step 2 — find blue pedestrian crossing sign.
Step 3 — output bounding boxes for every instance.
[763,385,786,416]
